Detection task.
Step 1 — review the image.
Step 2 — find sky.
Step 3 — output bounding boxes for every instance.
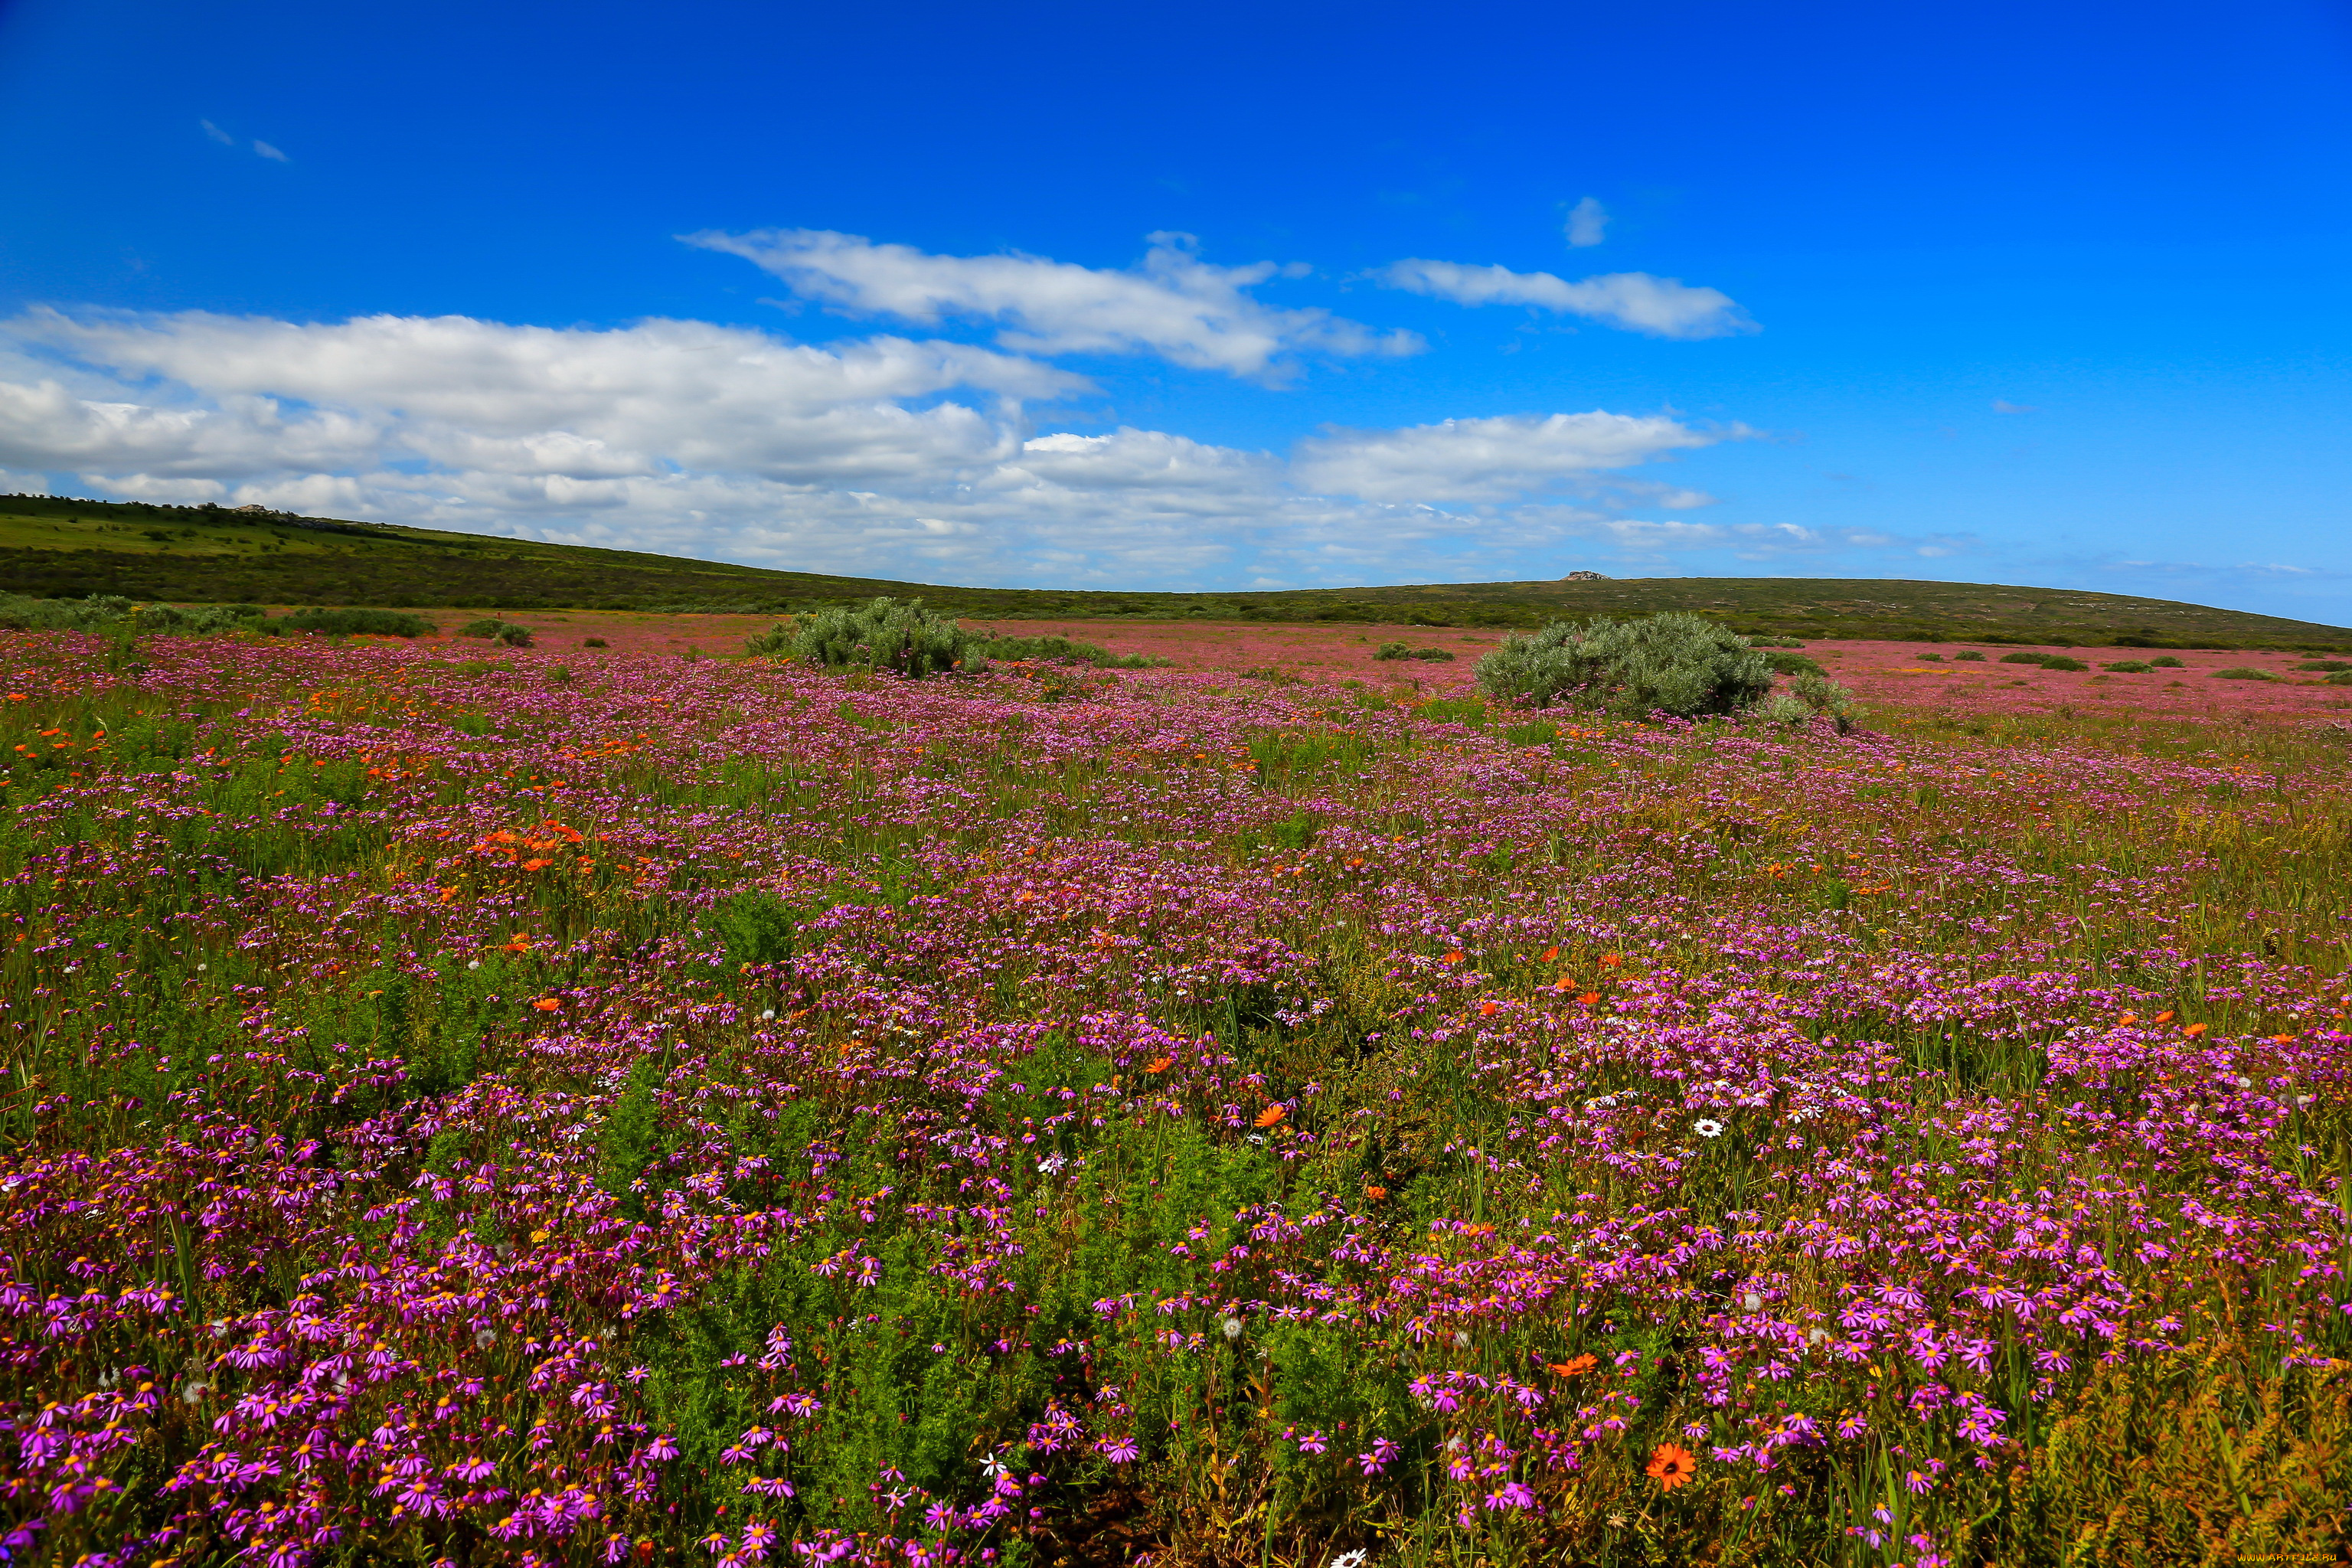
[1,0,2348,621]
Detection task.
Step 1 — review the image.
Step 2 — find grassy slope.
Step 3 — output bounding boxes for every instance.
[4,492,2346,648]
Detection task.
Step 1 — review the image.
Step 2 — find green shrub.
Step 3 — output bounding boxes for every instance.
[1764,650,1825,678]
[974,633,1170,669]
[1375,642,1456,662]
[1744,635,1806,648]
[583,636,609,648]
[1475,612,1774,719]
[2102,660,2153,673]
[2294,659,2350,672]
[2040,655,2089,672]
[2212,666,2279,681]
[457,617,534,647]
[277,606,436,637]
[2149,655,2186,668]
[2000,651,2050,665]
[2327,671,2352,686]
[746,597,981,679]
[1916,652,1943,661]
[1953,650,1987,662]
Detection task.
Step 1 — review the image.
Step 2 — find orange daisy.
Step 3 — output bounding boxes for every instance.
[1645,1442,1698,1490]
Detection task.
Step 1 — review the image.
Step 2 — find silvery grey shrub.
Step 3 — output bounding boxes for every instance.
[745,596,984,679]
[1474,612,1775,719]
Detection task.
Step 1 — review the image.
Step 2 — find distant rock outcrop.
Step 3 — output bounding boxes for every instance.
[1562,570,1609,582]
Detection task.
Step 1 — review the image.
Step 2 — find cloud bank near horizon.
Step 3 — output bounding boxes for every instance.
[0,232,1940,588]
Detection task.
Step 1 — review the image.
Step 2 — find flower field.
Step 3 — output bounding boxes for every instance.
[3,629,2350,1567]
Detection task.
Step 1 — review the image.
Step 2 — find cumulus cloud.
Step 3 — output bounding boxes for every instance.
[253,140,289,163]
[1376,258,1753,339]
[0,302,1945,588]
[1565,197,1609,248]
[686,229,1421,380]
[1292,412,1736,502]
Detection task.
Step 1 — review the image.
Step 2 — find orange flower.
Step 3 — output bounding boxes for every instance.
[1547,1354,1599,1377]
[531,997,560,1011]
[1441,949,1465,965]
[1478,1000,1500,1016]
[1364,1184,1388,1203]
[1541,945,1560,962]
[1145,1057,1174,1074]
[2117,1011,2138,1026]
[1599,952,1623,969]
[1577,991,1602,1006]
[2180,1022,2207,1037]
[1553,976,1576,992]
[521,858,554,871]
[2272,1033,2298,1044]
[499,936,533,953]
[1645,1442,1698,1490]
[1462,1222,1495,1238]
[1253,1106,1286,1129]
[2153,1009,2177,1024]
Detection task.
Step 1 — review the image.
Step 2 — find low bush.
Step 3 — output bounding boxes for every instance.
[1475,612,1774,719]
[1763,650,1825,678]
[1745,635,1807,648]
[2327,671,2352,686]
[746,597,981,679]
[2040,655,2089,671]
[277,606,437,637]
[2102,660,2153,673]
[1953,650,1987,662]
[2295,659,2350,672]
[2000,652,2050,665]
[2212,666,2280,681]
[583,636,608,648]
[1374,642,1457,662]
[1916,652,1943,661]
[457,617,534,647]
[2149,655,2186,668]
[973,633,1171,669]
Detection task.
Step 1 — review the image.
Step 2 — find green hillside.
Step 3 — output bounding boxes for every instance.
[3,492,2345,648]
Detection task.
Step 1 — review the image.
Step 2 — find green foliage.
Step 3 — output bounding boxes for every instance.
[2297,659,2351,672]
[971,632,1169,668]
[2213,666,2281,681]
[457,617,534,646]
[2103,660,2154,673]
[2149,655,2187,668]
[1374,641,1456,662]
[2001,651,2052,665]
[276,606,436,636]
[1763,649,1825,677]
[1475,612,1775,719]
[711,887,799,971]
[1953,650,1987,662]
[746,597,982,679]
[583,636,609,648]
[2040,655,2089,671]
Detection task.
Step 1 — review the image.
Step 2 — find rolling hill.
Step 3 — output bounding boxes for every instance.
[3,492,2345,648]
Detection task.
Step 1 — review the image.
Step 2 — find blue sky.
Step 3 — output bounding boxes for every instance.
[2,0,2348,620]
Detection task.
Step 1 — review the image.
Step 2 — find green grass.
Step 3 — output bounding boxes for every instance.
[4,492,2348,648]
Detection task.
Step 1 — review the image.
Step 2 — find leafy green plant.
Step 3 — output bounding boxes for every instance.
[1953,650,1987,662]
[1474,612,1775,718]
[2040,655,2089,671]
[2000,652,2051,665]
[1763,650,1825,677]
[278,606,437,637]
[2149,655,2187,668]
[972,632,1169,668]
[2296,659,2351,672]
[456,616,534,646]
[745,597,982,679]
[1374,642,1456,662]
[2102,660,2154,673]
[583,636,609,648]
[2213,666,2280,681]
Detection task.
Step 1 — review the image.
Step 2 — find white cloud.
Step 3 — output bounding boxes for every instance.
[1293,412,1734,502]
[252,140,289,163]
[1992,399,2037,413]
[0,302,1952,590]
[686,228,1422,380]
[200,119,234,145]
[1565,197,1609,248]
[1376,259,1753,339]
